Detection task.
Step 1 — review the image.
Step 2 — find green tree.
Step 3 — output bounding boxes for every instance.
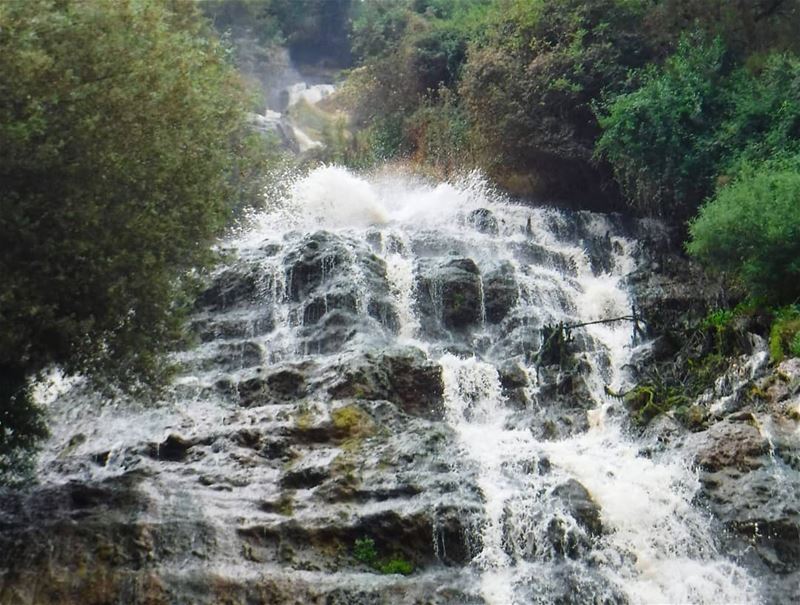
[0,0,255,479]
[687,157,800,303]
[597,38,800,219]
[595,36,734,218]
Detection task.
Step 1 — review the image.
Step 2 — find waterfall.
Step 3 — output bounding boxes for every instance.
[10,165,762,604]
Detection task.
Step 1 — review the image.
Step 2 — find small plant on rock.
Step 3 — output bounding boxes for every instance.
[379,557,414,575]
[354,537,378,568]
[353,537,414,575]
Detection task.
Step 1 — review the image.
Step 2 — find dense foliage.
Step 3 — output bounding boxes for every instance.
[687,158,800,303]
[340,0,487,170]
[597,39,800,219]
[341,0,800,199]
[0,0,256,480]
[460,0,654,200]
[595,37,733,218]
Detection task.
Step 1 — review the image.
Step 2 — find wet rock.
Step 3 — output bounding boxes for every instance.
[329,348,444,419]
[301,310,363,354]
[693,418,769,472]
[193,315,275,343]
[237,508,459,570]
[628,245,719,336]
[267,369,307,400]
[0,473,221,605]
[366,298,400,334]
[583,230,615,275]
[280,466,330,490]
[509,241,577,276]
[196,266,260,311]
[483,261,519,323]
[432,506,481,565]
[731,517,800,573]
[260,439,294,460]
[347,484,423,504]
[237,367,307,406]
[545,517,586,559]
[690,396,800,594]
[213,341,263,370]
[284,232,351,302]
[148,434,194,462]
[498,360,528,390]
[232,428,262,449]
[467,208,499,235]
[515,566,627,605]
[765,358,800,403]
[283,232,399,353]
[698,454,800,595]
[498,360,530,408]
[531,366,593,438]
[303,292,358,325]
[552,479,603,537]
[237,376,272,407]
[416,257,482,332]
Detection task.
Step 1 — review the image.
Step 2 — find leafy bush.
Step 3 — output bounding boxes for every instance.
[596,35,733,217]
[687,157,800,303]
[791,332,800,358]
[379,557,414,575]
[768,306,800,363]
[0,368,47,485]
[406,91,474,174]
[643,0,800,58]
[598,37,800,220]
[345,0,488,167]
[720,53,800,170]
[0,0,252,385]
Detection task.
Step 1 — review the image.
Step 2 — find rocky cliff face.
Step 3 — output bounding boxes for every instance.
[627,236,800,605]
[1,168,794,604]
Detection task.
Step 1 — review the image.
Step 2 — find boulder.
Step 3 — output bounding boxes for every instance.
[552,479,603,537]
[482,261,519,323]
[147,434,195,462]
[416,257,482,332]
[196,265,259,311]
[303,292,358,325]
[329,348,444,419]
[237,367,308,406]
[283,231,351,302]
[467,208,498,235]
[693,416,769,472]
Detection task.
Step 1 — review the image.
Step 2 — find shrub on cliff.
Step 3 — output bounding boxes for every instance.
[598,37,800,219]
[0,0,257,478]
[459,0,655,199]
[596,36,734,218]
[687,157,800,304]
[345,0,488,160]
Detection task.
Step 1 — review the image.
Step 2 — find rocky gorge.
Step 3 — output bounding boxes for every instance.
[0,167,797,604]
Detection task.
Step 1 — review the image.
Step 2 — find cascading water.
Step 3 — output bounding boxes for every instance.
[3,166,764,604]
